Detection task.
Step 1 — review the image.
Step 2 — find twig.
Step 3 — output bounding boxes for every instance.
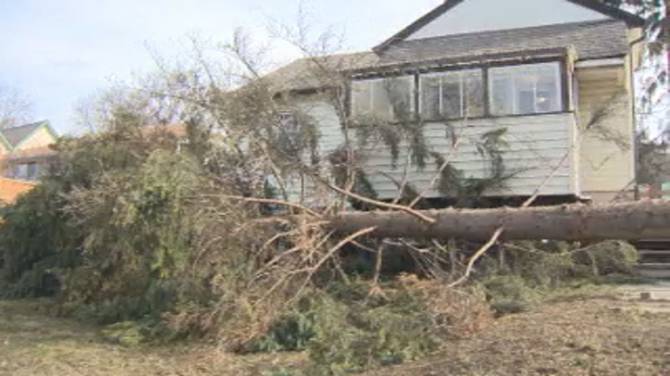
[409,136,464,208]
[292,226,377,300]
[447,227,504,288]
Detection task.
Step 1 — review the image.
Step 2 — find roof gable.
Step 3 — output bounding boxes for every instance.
[0,121,58,150]
[375,0,645,51]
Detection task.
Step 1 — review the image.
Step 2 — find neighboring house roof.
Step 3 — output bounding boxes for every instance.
[0,177,36,205]
[374,0,645,52]
[267,19,627,93]
[0,120,58,149]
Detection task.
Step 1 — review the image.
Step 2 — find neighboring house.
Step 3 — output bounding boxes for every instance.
[269,0,646,204]
[0,121,58,182]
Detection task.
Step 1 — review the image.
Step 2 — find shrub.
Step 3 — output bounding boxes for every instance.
[0,183,81,299]
[482,275,541,315]
[299,277,491,375]
[573,240,639,276]
[306,293,440,375]
[249,308,317,353]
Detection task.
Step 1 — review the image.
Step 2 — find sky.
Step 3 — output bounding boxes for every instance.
[0,0,441,135]
[1,0,667,136]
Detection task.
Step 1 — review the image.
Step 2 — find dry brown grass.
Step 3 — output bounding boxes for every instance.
[365,296,670,376]
[2,288,669,376]
[0,300,304,376]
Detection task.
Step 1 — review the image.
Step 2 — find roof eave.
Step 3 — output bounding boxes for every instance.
[350,47,576,78]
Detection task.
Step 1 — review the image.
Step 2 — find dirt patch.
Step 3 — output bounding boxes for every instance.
[365,297,670,376]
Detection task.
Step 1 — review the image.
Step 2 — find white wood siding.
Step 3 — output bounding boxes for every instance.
[576,64,635,200]
[354,114,577,199]
[288,99,578,202]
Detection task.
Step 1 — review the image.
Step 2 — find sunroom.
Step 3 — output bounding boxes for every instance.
[346,48,580,201]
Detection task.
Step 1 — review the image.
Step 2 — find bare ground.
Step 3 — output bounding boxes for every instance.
[0,287,669,376]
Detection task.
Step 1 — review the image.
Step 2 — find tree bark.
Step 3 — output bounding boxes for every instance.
[327,200,670,241]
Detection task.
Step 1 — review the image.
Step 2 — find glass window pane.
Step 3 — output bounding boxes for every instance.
[349,77,414,121]
[27,163,37,180]
[489,62,562,116]
[386,77,413,120]
[351,81,372,117]
[420,76,441,120]
[516,76,535,114]
[536,71,560,113]
[441,77,461,119]
[372,80,391,119]
[463,70,484,118]
[490,73,513,115]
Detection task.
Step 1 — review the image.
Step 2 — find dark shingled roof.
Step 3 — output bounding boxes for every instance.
[0,121,49,148]
[380,19,628,64]
[267,19,629,93]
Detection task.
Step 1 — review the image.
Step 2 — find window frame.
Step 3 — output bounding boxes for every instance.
[348,57,569,122]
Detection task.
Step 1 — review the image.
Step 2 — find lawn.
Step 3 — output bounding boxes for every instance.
[0,300,303,376]
[0,286,668,376]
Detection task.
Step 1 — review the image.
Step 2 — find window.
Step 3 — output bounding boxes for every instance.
[489,62,562,116]
[12,162,39,180]
[420,69,484,119]
[277,111,302,155]
[349,61,566,121]
[26,162,38,180]
[13,164,27,179]
[351,76,414,121]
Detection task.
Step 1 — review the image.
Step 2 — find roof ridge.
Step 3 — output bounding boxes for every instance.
[2,120,48,131]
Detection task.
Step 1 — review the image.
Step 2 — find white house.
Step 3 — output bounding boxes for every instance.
[268,0,646,205]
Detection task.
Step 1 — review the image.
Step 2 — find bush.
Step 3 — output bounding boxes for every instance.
[482,275,540,315]
[275,277,493,375]
[573,241,639,276]
[249,308,317,353]
[305,293,439,375]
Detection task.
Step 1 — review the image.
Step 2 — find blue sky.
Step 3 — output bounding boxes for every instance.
[0,0,441,135]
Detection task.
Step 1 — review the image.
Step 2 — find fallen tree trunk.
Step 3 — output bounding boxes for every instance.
[327,200,670,241]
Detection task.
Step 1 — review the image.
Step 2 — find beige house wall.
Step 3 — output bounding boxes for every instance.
[576,27,642,203]
[15,127,57,151]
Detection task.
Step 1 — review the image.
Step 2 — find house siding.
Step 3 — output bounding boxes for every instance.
[355,114,577,200]
[15,127,56,151]
[288,97,578,202]
[576,63,635,201]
